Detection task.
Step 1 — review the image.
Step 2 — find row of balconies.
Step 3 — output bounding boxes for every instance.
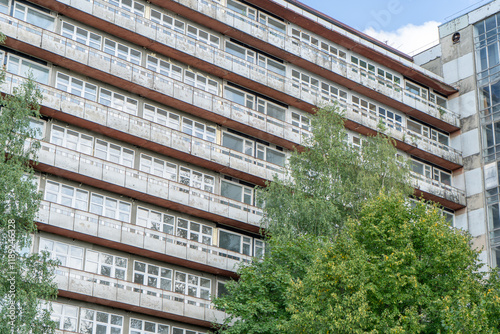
[36,140,263,226]
[5,1,460,130]
[5,69,465,208]
[411,172,466,207]
[52,0,460,127]
[53,266,227,324]
[37,200,253,272]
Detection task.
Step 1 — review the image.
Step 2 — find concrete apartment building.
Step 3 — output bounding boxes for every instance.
[0,0,478,332]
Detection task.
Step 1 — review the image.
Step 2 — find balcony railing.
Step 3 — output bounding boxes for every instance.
[54,266,227,324]
[37,200,254,271]
[17,0,459,128]
[2,73,286,182]
[411,171,466,206]
[36,140,263,225]
[168,0,459,126]
[1,12,461,164]
[0,13,307,144]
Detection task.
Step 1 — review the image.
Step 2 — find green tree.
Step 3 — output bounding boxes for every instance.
[0,33,58,333]
[213,105,413,333]
[285,194,500,333]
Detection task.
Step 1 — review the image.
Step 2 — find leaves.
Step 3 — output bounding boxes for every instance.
[0,66,58,333]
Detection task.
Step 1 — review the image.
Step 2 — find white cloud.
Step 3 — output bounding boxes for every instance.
[363,21,441,56]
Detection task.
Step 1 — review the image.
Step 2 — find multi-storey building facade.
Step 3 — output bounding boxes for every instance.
[0,0,467,332]
[416,0,500,270]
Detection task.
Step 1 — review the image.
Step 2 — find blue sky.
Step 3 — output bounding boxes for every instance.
[298,0,492,55]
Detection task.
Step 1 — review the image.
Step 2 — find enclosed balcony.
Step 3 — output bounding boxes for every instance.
[37,200,253,275]
[53,266,227,325]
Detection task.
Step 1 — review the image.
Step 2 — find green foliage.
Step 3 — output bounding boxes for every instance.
[260,105,412,240]
[285,194,500,333]
[0,64,58,333]
[213,105,414,333]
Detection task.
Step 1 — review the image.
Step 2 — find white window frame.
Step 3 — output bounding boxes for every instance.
[150,8,185,33]
[107,0,145,16]
[133,260,173,291]
[50,302,79,332]
[39,238,84,270]
[186,24,220,48]
[6,54,50,84]
[50,125,94,155]
[130,318,170,334]
[256,144,286,167]
[94,139,135,167]
[44,180,89,211]
[224,85,255,109]
[174,271,211,300]
[184,69,219,95]
[99,88,138,115]
[89,193,132,223]
[181,117,216,142]
[220,179,253,205]
[218,229,252,256]
[139,154,177,181]
[179,167,215,193]
[56,72,98,102]
[146,55,183,81]
[61,21,102,50]
[79,309,123,334]
[256,98,286,121]
[103,38,142,65]
[291,112,310,131]
[221,131,254,156]
[176,218,213,245]
[85,250,128,280]
[143,104,181,130]
[136,207,175,235]
[13,2,55,30]
[172,328,206,334]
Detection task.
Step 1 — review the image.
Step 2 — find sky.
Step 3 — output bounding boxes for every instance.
[298,0,493,55]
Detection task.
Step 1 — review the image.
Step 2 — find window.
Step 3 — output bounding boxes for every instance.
[176,218,213,245]
[61,22,102,50]
[90,193,132,222]
[130,319,170,334]
[219,230,252,255]
[378,107,403,132]
[39,238,84,270]
[221,180,253,205]
[44,181,89,210]
[151,9,185,33]
[0,0,9,14]
[351,56,401,89]
[79,309,123,334]
[7,55,50,84]
[256,144,286,166]
[136,207,175,235]
[146,55,183,81]
[179,167,215,193]
[103,38,142,65]
[50,125,94,155]
[291,28,346,59]
[291,112,310,132]
[257,55,285,76]
[291,69,320,94]
[222,132,253,156]
[405,81,428,101]
[227,0,256,20]
[225,41,255,63]
[320,81,348,106]
[407,119,449,146]
[181,118,216,142]
[186,25,220,48]
[411,159,451,186]
[133,261,172,291]
[13,3,54,30]
[99,88,138,115]
[174,272,211,300]
[259,13,286,33]
[85,250,127,280]
[139,154,177,181]
[254,239,265,258]
[107,0,145,16]
[224,86,254,108]
[95,139,135,167]
[351,95,376,118]
[256,99,286,121]
[143,104,181,130]
[56,72,98,101]
[172,329,205,334]
[50,303,79,332]
[184,70,219,95]
[29,119,45,139]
